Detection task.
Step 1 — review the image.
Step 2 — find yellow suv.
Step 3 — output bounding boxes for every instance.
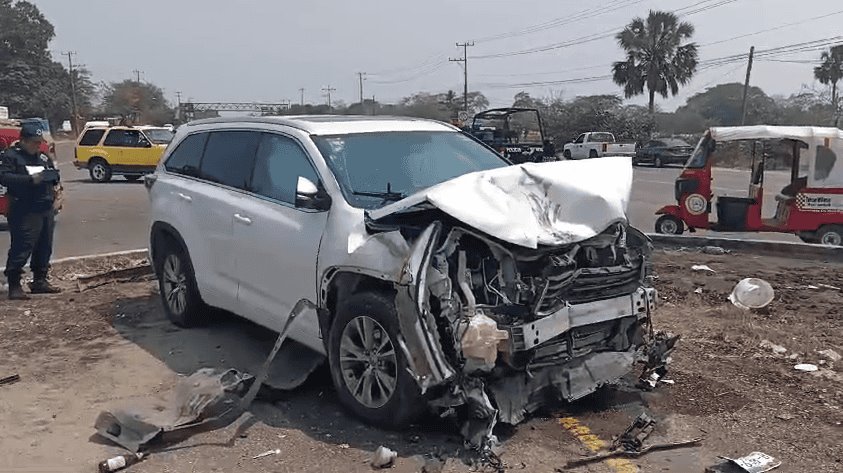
[74,126,174,182]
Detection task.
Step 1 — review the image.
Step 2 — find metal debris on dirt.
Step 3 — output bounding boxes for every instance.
[638,332,681,391]
[76,261,153,292]
[793,363,819,372]
[371,446,397,469]
[705,451,782,473]
[559,413,702,470]
[0,374,21,387]
[93,299,315,452]
[729,278,774,310]
[253,449,281,459]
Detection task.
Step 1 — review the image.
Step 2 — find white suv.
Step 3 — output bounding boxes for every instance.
[146,116,656,445]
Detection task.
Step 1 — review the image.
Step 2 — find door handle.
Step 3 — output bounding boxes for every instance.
[178,192,192,202]
[234,213,252,225]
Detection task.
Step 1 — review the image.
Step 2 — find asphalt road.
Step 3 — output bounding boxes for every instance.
[0,143,799,260]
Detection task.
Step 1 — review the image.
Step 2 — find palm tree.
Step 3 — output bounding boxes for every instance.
[814,45,843,122]
[612,10,698,115]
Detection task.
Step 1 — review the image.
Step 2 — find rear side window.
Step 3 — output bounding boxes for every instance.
[251,133,319,204]
[103,129,142,147]
[165,133,207,175]
[199,131,260,190]
[79,129,105,146]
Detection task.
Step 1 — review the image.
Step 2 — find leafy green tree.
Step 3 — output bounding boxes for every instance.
[677,83,776,126]
[101,80,175,125]
[612,10,698,114]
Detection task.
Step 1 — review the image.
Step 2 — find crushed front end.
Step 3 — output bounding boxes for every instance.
[390,217,656,449]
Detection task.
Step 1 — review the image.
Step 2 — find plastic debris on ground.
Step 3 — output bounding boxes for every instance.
[729,278,774,310]
[793,363,819,372]
[0,374,20,386]
[692,264,717,273]
[705,451,782,473]
[371,446,397,469]
[638,332,681,391]
[702,246,730,255]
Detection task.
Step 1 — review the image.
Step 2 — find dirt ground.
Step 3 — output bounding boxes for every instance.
[0,249,841,473]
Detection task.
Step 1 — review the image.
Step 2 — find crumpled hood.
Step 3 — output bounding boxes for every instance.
[367,156,633,249]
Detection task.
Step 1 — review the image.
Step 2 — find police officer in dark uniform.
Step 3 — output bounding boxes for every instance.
[0,122,62,300]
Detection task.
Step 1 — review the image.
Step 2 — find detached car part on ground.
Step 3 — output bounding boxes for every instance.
[146,116,658,452]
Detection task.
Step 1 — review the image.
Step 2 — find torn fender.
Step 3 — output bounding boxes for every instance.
[394,222,455,391]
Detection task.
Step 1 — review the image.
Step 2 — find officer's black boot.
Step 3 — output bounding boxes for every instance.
[7,276,30,301]
[29,271,61,294]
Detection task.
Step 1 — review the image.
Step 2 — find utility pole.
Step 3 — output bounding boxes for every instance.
[356,72,367,104]
[298,88,305,107]
[61,51,79,135]
[176,91,182,105]
[740,46,755,126]
[322,86,336,111]
[449,41,475,112]
[132,69,144,84]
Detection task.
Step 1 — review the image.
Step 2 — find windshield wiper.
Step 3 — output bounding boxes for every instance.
[352,182,406,203]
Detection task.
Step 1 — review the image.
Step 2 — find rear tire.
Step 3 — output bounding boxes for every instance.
[89,158,112,183]
[328,292,425,429]
[155,237,206,327]
[589,149,599,159]
[655,215,684,235]
[817,225,843,246]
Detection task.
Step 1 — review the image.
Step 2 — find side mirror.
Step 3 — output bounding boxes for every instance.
[295,176,331,211]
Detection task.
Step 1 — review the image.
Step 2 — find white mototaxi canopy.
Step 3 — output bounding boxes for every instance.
[708,126,843,188]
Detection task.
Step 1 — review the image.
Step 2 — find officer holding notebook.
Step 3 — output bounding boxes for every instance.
[0,122,62,300]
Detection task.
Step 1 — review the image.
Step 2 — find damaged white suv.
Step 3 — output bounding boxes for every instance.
[146,116,656,445]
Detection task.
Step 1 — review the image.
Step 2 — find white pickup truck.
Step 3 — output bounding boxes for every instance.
[562,132,636,159]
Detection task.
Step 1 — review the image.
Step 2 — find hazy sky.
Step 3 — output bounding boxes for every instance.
[31,0,843,111]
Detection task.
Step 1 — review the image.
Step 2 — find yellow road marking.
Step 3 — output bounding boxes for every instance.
[559,417,638,473]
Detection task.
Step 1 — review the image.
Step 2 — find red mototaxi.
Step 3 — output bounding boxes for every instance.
[0,121,56,217]
[654,126,843,246]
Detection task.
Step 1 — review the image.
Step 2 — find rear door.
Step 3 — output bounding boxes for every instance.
[189,130,261,311]
[101,129,129,164]
[231,132,328,350]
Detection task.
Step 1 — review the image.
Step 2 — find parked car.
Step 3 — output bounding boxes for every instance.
[562,132,636,159]
[145,116,656,444]
[634,138,694,167]
[73,126,169,182]
[0,118,56,217]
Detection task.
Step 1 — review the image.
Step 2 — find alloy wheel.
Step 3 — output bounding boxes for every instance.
[339,315,398,409]
[162,254,188,315]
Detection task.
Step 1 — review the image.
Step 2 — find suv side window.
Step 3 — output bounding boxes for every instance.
[103,129,142,147]
[251,133,320,205]
[165,133,207,175]
[79,129,106,146]
[574,134,585,144]
[199,131,260,190]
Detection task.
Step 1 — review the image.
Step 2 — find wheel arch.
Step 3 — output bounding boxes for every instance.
[150,221,191,273]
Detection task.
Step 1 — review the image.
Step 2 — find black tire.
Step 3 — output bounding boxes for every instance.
[655,215,684,235]
[155,237,206,327]
[589,149,599,159]
[817,225,843,246]
[124,175,141,182]
[89,158,112,183]
[328,291,425,429]
[654,156,664,168]
[563,149,572,159]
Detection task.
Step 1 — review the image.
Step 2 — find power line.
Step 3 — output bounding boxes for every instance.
[368,60,448,84]
[702,8,843,47]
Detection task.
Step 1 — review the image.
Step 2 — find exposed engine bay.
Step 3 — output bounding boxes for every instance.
[371,213,656,451]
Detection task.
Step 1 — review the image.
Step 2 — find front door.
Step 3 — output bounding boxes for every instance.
[572,134,586,159]
[232,132,328,351]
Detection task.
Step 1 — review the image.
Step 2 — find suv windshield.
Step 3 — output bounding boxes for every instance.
[313,131,509,209]
[143,128,175,144]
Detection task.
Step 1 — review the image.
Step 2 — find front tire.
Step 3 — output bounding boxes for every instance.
[817,225,843,246]
[89,158,112,183]
[563,149,572,159]
[328,292,424,429]
[155,238,206,327]
[655,215,684,235]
